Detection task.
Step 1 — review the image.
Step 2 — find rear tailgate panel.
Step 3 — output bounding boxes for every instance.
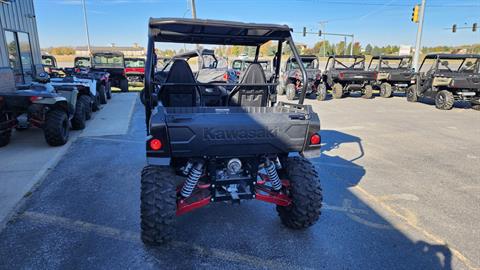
[156,106,312,158]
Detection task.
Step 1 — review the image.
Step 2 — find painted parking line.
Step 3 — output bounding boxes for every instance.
[20,211,311,270]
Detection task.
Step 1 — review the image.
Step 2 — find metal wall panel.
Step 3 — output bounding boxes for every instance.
[0,0,42,70]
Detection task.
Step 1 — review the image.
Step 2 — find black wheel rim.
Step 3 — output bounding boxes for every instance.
[437,93,445,106]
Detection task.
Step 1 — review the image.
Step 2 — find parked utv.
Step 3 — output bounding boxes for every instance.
[368,55,415,98]
[277,55,321,100]
[91,52,129,92]
[125,57,145,85]
[41,55,64,78]
[231,58,274,82]
[0,73,87,147]
[319,55,377,100]
[141,18,323,245]
[407,54,480,110]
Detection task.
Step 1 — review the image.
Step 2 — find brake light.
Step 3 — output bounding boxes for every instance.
[310,134,321,145]
[223,72,229,81]
[149,139,162,151]
[339,72,344,79]
[29,96,43,102]
[373,72,378,80]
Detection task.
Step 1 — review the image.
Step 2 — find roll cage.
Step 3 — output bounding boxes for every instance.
[419,54,480,73]
[144,18,310,126]
[368,55,412,70]
[326,55,365,70]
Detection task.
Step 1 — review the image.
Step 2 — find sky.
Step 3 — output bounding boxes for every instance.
[34,0,480,49]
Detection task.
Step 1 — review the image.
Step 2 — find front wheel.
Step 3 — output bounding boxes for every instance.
[120,78,129,92]
[286,83,296,100]
[379,82,392,98]
[98,84,107,104]
[105,81,112,99]
[277,157,322,229]
[316,84,327,101]
[79,95,93,120]
[71,100,86,130]
[435,90,454,110]
[332,83,344,99]
[362,85,373,99]
[406,85,418,102]
[0,113,11,147]
[44,109,69,146]
[141,166,177,245]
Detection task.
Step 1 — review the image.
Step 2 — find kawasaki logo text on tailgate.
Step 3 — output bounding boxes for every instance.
[203,127,280,140]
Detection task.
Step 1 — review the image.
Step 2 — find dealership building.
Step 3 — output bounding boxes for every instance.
[0,0,42,92]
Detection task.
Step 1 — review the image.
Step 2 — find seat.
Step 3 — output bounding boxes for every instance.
[160,60,199,107]
[228,63,268,107]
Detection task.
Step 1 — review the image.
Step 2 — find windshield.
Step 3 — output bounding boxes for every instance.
[288,58,318,69]
[42,57,55,67]
[125,59,145,68]
[331,57,365,69]
[74,58,91,68]
[372,58,411,69]
[437,58,478,72]
[93,54,124,68]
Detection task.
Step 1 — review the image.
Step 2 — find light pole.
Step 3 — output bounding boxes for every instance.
[82,0,92,56]
[413,0,426,71]
[319,21,328,57]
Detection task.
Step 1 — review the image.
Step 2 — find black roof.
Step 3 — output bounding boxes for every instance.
[328,55,365,59]
[149,18,292,46]
[92,51,125,56]
[173,49,215,59]
[288,55,318,60]
[424,53,480,59]
[371,55,412,60]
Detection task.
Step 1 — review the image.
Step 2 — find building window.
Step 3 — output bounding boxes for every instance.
[4,31,34,84]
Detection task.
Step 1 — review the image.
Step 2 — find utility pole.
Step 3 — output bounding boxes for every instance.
[81,0,92,56]
[319,21,328,57]
[190,0,199,50]
[190,0,197,19]
[413,0,426,71]
[350,34,354,55]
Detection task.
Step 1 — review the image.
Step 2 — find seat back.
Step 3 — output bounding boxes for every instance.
[229,63,268,107]
[160,60,198,107]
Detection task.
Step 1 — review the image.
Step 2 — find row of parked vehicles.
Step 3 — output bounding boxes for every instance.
[42,52,148,92]
[148,49,480,111]
[0,58,116,147]
[275,53,480,111]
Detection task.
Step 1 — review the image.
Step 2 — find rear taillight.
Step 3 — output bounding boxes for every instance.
[310,134,321,145]
[149,138,162,151]
[223,72,229,81]
[339,72,344,79]
[373,72,378,80]
[29,96,43,102]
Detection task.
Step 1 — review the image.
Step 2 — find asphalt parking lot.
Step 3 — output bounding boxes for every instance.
[0,93,478,269]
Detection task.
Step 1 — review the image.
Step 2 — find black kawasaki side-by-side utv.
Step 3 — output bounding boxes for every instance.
[141,18,323,245]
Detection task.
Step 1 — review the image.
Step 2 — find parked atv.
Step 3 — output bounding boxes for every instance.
[368,55,415,98]
[72,57,112,101]
[407,54,480,110]
[125,57,145,86]
[277,55,321,100]
[141,18,323,245]
[0,73,87,147]
[319,55,377,100]
[50,75,100,118]
[91,52,129,92]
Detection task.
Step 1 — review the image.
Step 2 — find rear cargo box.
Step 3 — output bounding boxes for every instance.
[164,105,313,157]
